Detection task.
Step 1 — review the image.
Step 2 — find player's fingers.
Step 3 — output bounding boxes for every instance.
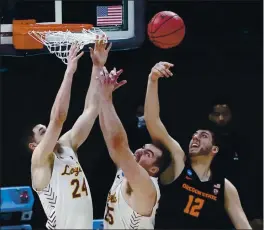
[113,69,123,81]
[160,68,169,77]
[161,62,174,68]
[76,51,84,60]
[153,67,164,78]
[88,47,93,53]
[94,35,99,51]
[164,68,173,77]
[103,66,109,77]
[69,44,77,58]
[110,67,117,77]
[69,45,74,57]
[114,80,127,91]
[72,45,79,57]
[101,34,107,48]
[106,76,112,84]
[158,64,171,77]
[98,36,104,49]
[155,66,167,77]
[106,42,112,52]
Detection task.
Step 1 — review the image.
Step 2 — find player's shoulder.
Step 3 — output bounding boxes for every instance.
[176,163,193,180]
[224,178,237,192]
[158,164,190,188]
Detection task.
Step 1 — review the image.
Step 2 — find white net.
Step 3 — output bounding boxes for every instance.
[28,27,107,64]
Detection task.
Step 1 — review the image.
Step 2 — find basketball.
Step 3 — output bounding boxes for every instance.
[148,11,185,49]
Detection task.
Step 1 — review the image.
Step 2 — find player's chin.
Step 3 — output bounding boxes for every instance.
[189,148,199,156]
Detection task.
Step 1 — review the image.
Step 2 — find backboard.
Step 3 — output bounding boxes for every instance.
[0,0,145,56]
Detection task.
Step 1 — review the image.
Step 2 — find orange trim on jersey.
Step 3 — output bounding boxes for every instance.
[182,183,217,201]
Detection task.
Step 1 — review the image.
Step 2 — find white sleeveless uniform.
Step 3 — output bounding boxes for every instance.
[34,146,93,229]
[103,169,160,229]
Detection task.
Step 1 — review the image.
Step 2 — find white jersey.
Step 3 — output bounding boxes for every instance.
[103,169,160,229]
[34,146,93,229]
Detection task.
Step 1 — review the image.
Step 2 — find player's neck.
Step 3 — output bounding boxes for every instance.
[191,156,212,182]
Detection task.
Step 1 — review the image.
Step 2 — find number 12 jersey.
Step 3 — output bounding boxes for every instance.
[155,165,228,229]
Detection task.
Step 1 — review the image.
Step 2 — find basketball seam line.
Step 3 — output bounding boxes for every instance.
[149,15,179,34]
[149,13,160,35]
[150,25,185,39]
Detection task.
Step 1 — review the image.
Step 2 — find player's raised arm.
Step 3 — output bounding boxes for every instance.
[31,45,83,167]
[144,62,185,185]
[224,179,252,229]
[99,69,156,200]
[59,37,112,151]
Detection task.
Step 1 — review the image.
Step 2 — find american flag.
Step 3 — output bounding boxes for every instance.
[96,5,123,26]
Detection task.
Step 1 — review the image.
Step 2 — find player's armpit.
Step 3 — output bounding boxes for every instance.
[149,119,185,185]
[224,179,252,229]
[113,147,157,202]
[31,159,53,191]
[31,119,63,167]
[59,106,98,151]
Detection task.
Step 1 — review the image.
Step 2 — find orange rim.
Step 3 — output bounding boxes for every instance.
[14,23,93,35]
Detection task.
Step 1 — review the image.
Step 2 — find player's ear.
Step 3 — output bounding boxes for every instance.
[150,166,159,175]
[29,142,37,151]
[211,145,219,156]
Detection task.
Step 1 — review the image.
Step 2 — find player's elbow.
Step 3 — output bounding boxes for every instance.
[53,110,67,123]
[144,110,159,122]
[109,134,128,152]
[50,113,66,125]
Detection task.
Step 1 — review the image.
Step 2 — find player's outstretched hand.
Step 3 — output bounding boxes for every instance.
[149,61,174,81]
[98,67,126,99]
[66,44,84,74]
[89,35,112,67]
[108,67,127,91]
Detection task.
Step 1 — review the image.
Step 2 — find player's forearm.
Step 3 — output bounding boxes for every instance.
[231,214,252,229]
[84,65,103,110]
[50,69,74,122]
[100,97,129,151]
[144,77,161,123]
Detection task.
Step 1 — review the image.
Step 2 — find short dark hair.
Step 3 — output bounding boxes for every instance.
[22,124,36,152]
[153,141,171,177]
[194,121,222,148]
[209,129,221,147]
[210,94,233,113]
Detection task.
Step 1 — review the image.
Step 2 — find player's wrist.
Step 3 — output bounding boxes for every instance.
[101,94,113,103]
[148,74,159,82]
[65,68,75,77]
[93,64,105,72]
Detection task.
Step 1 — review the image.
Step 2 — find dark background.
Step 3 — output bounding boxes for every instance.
[1,0,263,228]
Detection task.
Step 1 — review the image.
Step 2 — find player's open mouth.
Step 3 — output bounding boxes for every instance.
[191,142,199,148]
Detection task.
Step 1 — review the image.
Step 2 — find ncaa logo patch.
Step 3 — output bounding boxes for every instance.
[187,169,192,176]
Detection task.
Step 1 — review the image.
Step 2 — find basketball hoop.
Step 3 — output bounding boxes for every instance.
[28,27,107,64]
[12,21,108,64]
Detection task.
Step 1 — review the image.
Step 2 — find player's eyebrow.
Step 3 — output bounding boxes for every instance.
[201,131,209,137]
[143,145,154,156]
[146,149,154,157]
